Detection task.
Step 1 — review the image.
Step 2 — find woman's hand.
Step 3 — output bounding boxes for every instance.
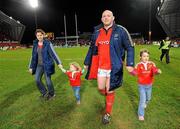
[29,69,32,74]
[126,66,134,73]
[58,64,63,69]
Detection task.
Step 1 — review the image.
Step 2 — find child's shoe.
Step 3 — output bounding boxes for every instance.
[144,104,147,108]
[138,116,144,121]
[102,113,111,124]
[77,100,81,105]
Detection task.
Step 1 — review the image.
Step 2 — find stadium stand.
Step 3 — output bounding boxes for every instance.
[51,32,145,47]
[156,0,180,38]
[52,35,91,47]
[0,10,25,49]
[130,33,145,45]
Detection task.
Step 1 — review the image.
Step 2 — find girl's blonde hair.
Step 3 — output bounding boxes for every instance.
[69,62,82,71]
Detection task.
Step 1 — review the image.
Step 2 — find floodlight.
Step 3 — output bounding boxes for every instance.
[29,0,38,8]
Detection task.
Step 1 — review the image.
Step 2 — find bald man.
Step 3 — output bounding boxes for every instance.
[84,10,134,124]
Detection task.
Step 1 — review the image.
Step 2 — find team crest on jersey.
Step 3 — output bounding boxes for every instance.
[147,64,153,70]
[114,33,119,40]
[114,33,119,37]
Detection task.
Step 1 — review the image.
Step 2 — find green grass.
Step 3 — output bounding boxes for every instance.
[0,45,179,129]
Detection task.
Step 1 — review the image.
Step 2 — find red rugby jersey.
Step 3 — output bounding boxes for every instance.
[134,61,159,85]
[96,28,112,70]
[66,71,82,86]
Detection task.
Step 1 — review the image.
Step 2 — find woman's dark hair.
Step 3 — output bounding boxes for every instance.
[35,29,45,35]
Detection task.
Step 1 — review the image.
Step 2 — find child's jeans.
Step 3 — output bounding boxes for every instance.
[72,86,80,101]
[138,84,152,117]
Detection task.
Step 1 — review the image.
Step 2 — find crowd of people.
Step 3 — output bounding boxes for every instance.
[51,39,91,47]
[0,32,11,42]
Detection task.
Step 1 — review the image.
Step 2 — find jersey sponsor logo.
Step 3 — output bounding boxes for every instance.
[98,40,110,45]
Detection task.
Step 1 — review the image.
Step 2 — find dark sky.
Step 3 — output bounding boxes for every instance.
[0,0,166,43]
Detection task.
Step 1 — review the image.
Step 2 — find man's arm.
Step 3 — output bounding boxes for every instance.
[84,32,96,66]
[159,41,164,49]
[168,41,172,48]
[121,27,135,72]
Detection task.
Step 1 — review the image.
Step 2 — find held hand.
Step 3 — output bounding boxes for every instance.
[29,69,32,74]
[58,64,66,73]
[126,66,134,73]
[158,69,162,74]
[58,64,63,69]
[84,65,88,70]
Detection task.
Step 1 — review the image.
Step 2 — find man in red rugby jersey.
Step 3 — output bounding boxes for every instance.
[84,10,134,124]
